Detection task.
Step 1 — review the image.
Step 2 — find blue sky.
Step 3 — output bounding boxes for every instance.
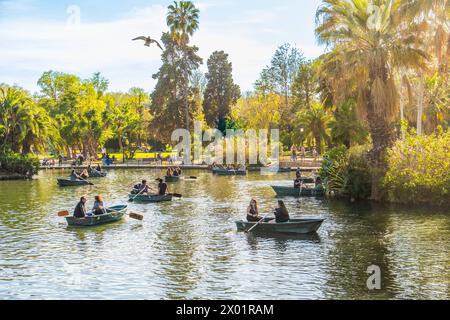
[0,0,324,93]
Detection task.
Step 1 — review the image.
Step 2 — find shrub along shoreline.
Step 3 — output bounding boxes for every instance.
[0,152,40,180]
[320,130,450,207]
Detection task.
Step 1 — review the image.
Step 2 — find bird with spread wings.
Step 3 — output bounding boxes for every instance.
[132,36,164,50]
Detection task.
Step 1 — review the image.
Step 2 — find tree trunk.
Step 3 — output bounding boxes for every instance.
[184,67,190,132]
[366,95,395,201]
[416,77,424,135]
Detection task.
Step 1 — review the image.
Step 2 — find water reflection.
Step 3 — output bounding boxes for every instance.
[0,170,448,299]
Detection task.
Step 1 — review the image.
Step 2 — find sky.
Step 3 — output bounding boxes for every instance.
[0,0,325,94]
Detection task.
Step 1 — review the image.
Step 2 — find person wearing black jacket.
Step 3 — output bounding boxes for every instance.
[274,200,290,223]
[74,196,87,218]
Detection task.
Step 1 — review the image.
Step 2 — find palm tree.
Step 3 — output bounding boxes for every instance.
[316,0,428,200]
[330,99,368,148]
[297,101,333,155]
[167,1,200,131]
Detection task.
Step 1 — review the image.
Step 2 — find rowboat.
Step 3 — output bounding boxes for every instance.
[66,205,127,227]
[128,194,173,203]
[213,168,247,176]
[57,178,90,187]
[271,185,325,197]
[236,218,325,234]
[87,171,107,178]
[165,175,180,182]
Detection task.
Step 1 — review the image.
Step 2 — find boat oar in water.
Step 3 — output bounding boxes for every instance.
[78,176,94,186]
[57,209,143,221]
[170,193,183,198]
[245,214,270,234]
[129,187,147,202]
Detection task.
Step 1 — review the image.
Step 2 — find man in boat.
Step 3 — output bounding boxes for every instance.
[294,178,303,189]
[247,199,262,222]
[296,168,302,179]
[74,196,87,218]
[87,165,93,174]
[157,178,168,196]
[133,180,150,194]
[95,164,102,172]
[70,169,80,181]
[274,200,290,223]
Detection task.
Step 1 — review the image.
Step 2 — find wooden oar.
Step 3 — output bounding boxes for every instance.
[169,193,183,198]
[129,187,147,202]
[77,175,94,186]
[57,208,143,221]
[245,214,270,234]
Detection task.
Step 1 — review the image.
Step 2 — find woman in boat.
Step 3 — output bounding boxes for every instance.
[274,200,290,223]
[173,168,179,177]
[93,195,105,216]
[247,199,262,222]
[87,165,93,174]
[166,168,173,177]
[176,167,182,176]
[157,178,168,195]
[74,196,87,218]
[70,169,80,181]
[80,169,89,179]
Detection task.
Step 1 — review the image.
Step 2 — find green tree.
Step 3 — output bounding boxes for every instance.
[297,101,333,154]
[167,1,200,132]
[150,33,202,142]
[203,51,241,132]
[316,0,428,200]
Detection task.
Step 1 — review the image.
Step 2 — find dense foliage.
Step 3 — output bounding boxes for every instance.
[384,130,450,206]
[0,152,40,177]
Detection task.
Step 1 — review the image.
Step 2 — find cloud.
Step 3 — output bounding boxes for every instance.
[0,2,324,93]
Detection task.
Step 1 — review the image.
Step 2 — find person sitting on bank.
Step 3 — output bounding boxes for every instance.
[70,169,80,181]
[157,178,168,196]
[274,200,290,223]
[74,196,87,218]
[247,199,262,222]
[93,195,105,216]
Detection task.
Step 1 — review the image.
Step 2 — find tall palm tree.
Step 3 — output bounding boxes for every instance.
[167,1,200,131]
[316,0,428,200]
[297,101,333,154]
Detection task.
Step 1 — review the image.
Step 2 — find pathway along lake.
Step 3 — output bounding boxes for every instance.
[0,169,448,299]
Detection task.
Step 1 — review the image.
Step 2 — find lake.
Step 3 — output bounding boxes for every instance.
[0,169,448,299]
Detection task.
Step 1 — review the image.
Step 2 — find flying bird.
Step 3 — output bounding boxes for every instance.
[132,36,164,50]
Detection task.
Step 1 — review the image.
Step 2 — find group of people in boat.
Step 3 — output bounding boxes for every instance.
[73,195,106,218]
[293,168,323,190]
[69,164,103,181]
[166,167,182,177]
[247,199,290,223]
[132,178,168,196]
[212,163,246,171]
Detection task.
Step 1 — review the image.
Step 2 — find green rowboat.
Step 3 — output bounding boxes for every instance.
[129,194,173,203]
[57,179,90,187]
[271,185,325,197]
[213,168,247,176]
[66,205,127,227]
[87,171,107,178]
[236,218,325,234]
[165,175,180,182]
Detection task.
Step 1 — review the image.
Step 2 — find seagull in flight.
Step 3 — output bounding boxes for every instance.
[132,36,164,50]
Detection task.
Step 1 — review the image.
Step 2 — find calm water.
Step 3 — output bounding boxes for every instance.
[0,169,448,300]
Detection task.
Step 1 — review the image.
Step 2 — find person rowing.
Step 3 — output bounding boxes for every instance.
[247,199,262,222]
[133,180,151,194]
[73,196,87,218]
[294,178,303,189]
[95,164,102,172]
[70,169,81,181]
[80,169,89,179]
[274,200,290,223]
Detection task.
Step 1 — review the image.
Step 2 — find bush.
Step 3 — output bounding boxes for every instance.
[0,152,40,177]
[383,130,450,206]
[320,145,372,199]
